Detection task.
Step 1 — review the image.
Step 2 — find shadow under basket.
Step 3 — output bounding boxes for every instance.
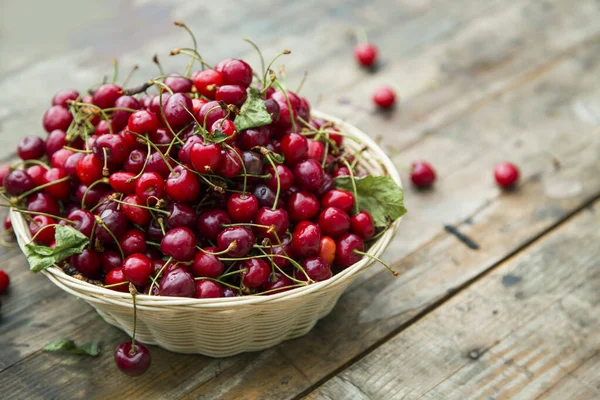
[11,111,402,357]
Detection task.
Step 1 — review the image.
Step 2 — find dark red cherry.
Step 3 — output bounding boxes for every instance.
[42,106,73,133]
[335,233,364,268]
[350,211,375,239]
[227,193,259,222]
[264,98,280,123]
[29,215,56,245]
[122,253,153,286]
[148,93,171,121]
[135,172,165,206]
[63,152,85,178]
[220,59,253,87]
[191,248,224,278]
[65,209,95,238]
[217,226,254,257]
[101,250,122,273]
[197,210,231,241]
[114,342,151,377]
[281,133,308,165]
[160,227,196,261]
[215,84,247,107]
[70,249,101,278]
[45,130,67,157]
[410,161,436,188]
[494,162,520,188]
[315,173,334,198]
[124,149,148,175]
[112,95,141,130]
[291,221,321,258]
[240,258,270,288]
[354,43,378,67]
[146,219,165,242]
[262,272,293,294]
[192,69,223,99]
[318,207,350,237]
[96,208,129,243]
[265,164,293,191]
[238,126,270,150]
[163,93,193,129]
[178,136,203,165]
[241,151,264,176]
[166,202,196,230]
[127,110,159,134]
[120,229,147,256]
[3,170,34,196]
[293,159,324,191]
[159,268,196,297]
[164,74,193,93]
[104,267,129,292]
[216,147,243,178]
[195,280,223,298]
[288,191,320,222]
[52,89,79,107]
[27,192,60,216]
[190,142,222,173]
[18,136,46,160]
[92,134,128,166]
[145,151,175,179]
[197,101,227,130]
[296,257,332,282]
[166,165,200,202]
[268,237,293,269]
[92,83,122,109]
[255,207,289,239]
[149,128,175,153]
[252,184,276,208]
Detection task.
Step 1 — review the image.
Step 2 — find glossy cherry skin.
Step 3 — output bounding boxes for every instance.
[281,133,308,165]
[238,126,270,150]
[93,134,128,167]
[124,149,148,175]
[135,172,165,206]
[63,153,85,179]
[52,89,79,106]
[120,229,147,256]
[220,59,253,87]
[112,95,141,130]
[108,171,136,194]
[145,151,174,179]
[127,110,159,134]
[494,162,520,188]
[255,207,289,240]
[163,93,193,129]
[410,161,436,188]
[195,280,223,298]
[190,142,222,173]
[166,165,200,202]
[41,168,70,200]
[241,151,264,177]
[318,207,350,237]
[293,159,324,191]
[50,148,74,169]
[306,140,325,162]
[122,253,153,286]
[104,267,129,292]
[335,233,364,268]
[96,208,129,243]
[288,191,320,222]
[27,192,60,216]
[191,248,224,278]
[354,43,378,67]
[252,184,276,208]
[296,257,332,282]
[350,211,376,239]
[373,86,396,109]
[240,258,270,288]
[178,136,203,165]
[65,209,95,238]
[192,69,223,99]
[0,164,9,188]
[0,270,10,293]
[215,85,247,107]
[211,118,238,144]
[197,210,231,241]
[227,193,259,222]
[26,164,49,187]
[318,236,336,265]
[262,272,293,295]
[29,215,56,245]
[45,130,67,157]
[114,342,152,377]
[217,226,255,257]
[160,227,196,261]
[101,250,123,273]
[321,189,354,213]
[265,164,294,191]
[18,136,46,160]
[197,101,227,130]
[159,268,196,297]
[264,98,280,123]
[3,170,35,196]
[121,195,151,225]
[76,154,104,186]
[268,237,293,269]
[71,249,102,278]
[92,83,122,109]
[291,221,321,258]
[166,202,196,230]
[95,119,114,136]
[217,147,243,179]
[165,74,193,93]
[149,128,175,153]
[42,106,73,133]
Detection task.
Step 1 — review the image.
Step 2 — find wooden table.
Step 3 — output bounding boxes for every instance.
[1,1,599,399]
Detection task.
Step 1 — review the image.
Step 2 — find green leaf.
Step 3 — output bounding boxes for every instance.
[206,129,230,144]
[25,225,90,272]
[234,88,272,131]
[44,339,101,356]
[335,175,407,227]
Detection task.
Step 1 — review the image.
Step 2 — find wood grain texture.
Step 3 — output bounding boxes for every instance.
[305,202,600,400]
[1,0,600,399]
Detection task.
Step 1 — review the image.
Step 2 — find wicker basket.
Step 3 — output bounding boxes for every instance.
[11,111,402,357]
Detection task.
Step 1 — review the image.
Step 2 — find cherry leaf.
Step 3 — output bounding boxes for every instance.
[44,339,101,356]
[234,88,272,131]
[24,225,89,272]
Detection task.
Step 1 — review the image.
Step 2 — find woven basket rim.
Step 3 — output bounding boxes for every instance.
[11,110,402,308]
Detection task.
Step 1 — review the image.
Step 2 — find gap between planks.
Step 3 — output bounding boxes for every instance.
[294,193,600,400]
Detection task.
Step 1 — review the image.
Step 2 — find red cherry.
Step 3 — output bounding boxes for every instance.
[293,159,324,191]
[52,89,79,107]
[410,161,436,188]
[281,133,308,165]
[227,193,259,222]
[296,257,332,282]
[163,93,193,129]
[197,101,227,130]
[127,110,159,134]
[262,272,293,295]
[240,258,270,288]
[321,189,354,213]
[318,207,350,237]
[265,164,294,191]
[120,229,147,256]
[160,227,196,261]
[335,233,364,268]
[135,172,165,206]
[220,59,253,87]
[159,268,196,297]
[92,84,122,109]
[318,236,336,265]
[192,69,223,99]
[76,154,104,186]
[29,215,56,245]
[194,280,223,298]
[306,140,325,162]
[215,85,247,107]
[354,43,378,67]
[166,165,200,202]
[18,136,46,160]
[291,221,321,258]
[190,142,222,173]
[101,250,122,273]
[42,106,73,133]
[109,171,137,194]
[197,210,231,241]
[255,207,289,240]
[26,165,48,187]
[288,191,320,222]
[105,267,129,292]
[92,134,128,167]
[3,170,35,196]
[217,147,243,178]
[27,192,60,216]
[210,118,238,144]
[238,126,270,150]
[121,195,151,225]
[95,208,129,244]
[113,95,141,130]
[164,74,193,93]
[122,253,153,286]
[42,168,70,200]
[50,148,74,169]
[350,211,376,239]
[191,248,224,278]
[114,342,151,377]
[217,226,255,257]
[0,270,10,293]
[45,130,67,157]
[494,162,520,188]
[65,209,95,238]
[71,249,102,278]
[373,86,396,109]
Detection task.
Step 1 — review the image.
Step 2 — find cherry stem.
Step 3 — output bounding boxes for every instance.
[27,223,61,245]
[129,284,138,353]
[342,159,360,215]
[122,64,139,87]
[112,58,119,84]
[224,143,247,194]
[195,243,236,255]
[152,54,164,77]
[256,247,304,284]
[264,154,281,210]
[122,80,155,96]
[94,216,124,259]
[295,71,308,94]
[222,222,270,230]
[174,21,199,76]
[148,257,173,295]
[129,140,152,182]
[273,79,296,133]
[21,159,51,169]
[354,249,399,276]
[170,48,212,70]
[68,101,114,135]
[111,198,169,215]
[262,50,291,89]
[130,132,174,174]
[63,146,92,154]
[102,147,110,176]
[103,281,129,289]
[14,209,76,225]
[82,178,110,210]
[243,38,266,78]
[146,241,160,248]
[17,176,71,201]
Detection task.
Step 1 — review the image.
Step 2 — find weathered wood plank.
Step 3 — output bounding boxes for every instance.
[305,202,600,400]
[538,352,600,400]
